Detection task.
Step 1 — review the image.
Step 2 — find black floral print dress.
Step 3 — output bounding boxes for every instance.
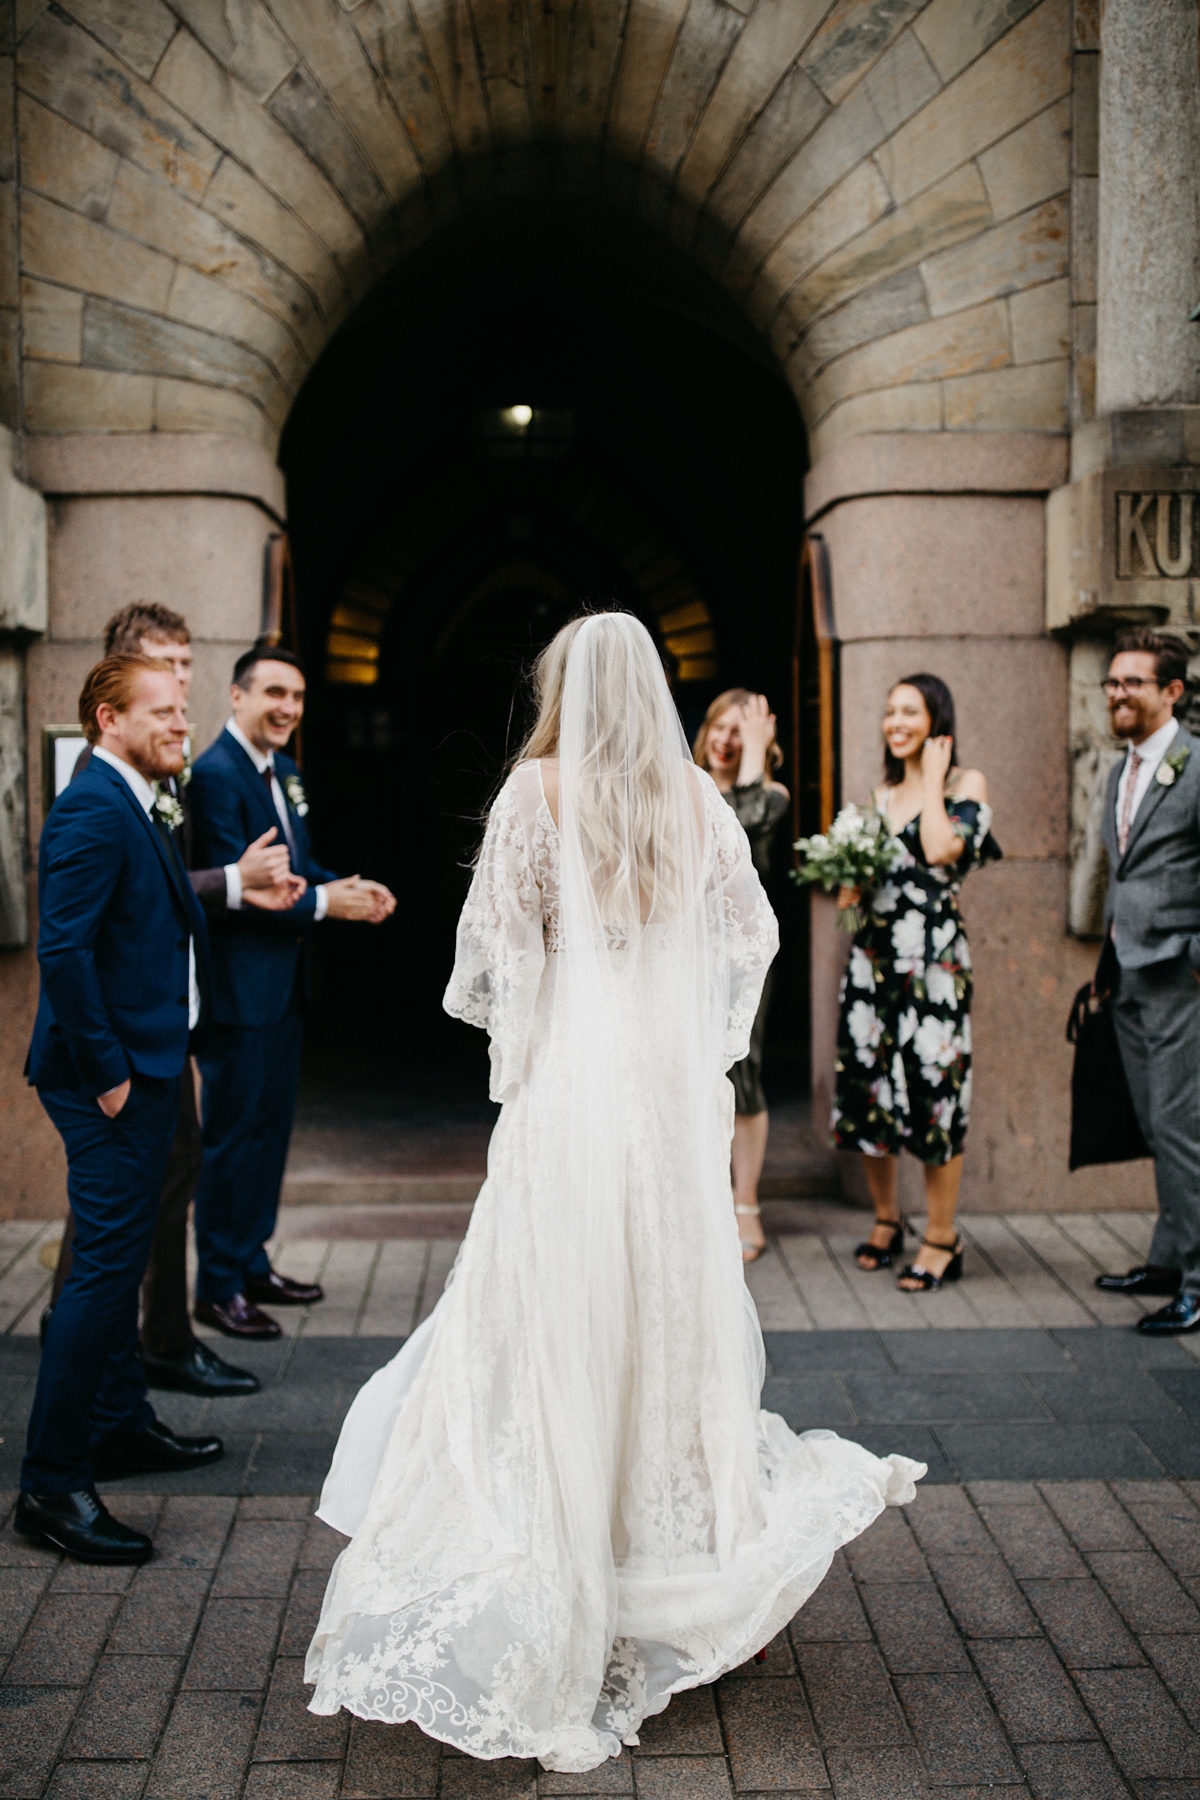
[831,797,1001,1167]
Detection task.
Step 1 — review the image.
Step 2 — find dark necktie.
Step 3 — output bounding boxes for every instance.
[262,765,276,807]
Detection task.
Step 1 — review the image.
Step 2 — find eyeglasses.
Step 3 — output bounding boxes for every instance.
[1102,677,1160,696]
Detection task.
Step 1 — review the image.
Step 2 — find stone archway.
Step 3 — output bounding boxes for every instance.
[3,0,1133,1215]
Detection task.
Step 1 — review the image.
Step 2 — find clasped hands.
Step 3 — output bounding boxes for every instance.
[236,831,395,921]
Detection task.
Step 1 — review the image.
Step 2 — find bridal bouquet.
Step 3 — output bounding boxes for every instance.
[791,803,903,934]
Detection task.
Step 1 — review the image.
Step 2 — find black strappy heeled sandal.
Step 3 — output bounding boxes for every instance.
[854,1217,907,1271]
[897,1237,964,1291]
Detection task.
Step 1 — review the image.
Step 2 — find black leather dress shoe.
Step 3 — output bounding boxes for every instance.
[140,1338,260,1397]
[92,1418,224,1479]
[194,1294,281,1339]
[1137,1293,1200,1334]
[14,1489,152,1564]
[244,1269,325,1306]
[1096,1265,1182,1296]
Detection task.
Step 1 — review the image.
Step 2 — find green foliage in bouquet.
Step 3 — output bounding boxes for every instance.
[791,803,903,934]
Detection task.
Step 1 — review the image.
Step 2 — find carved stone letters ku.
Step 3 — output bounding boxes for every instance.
[1117,490,1197,578]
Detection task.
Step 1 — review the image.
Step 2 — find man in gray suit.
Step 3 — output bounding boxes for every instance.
[1094,629,1200,1333]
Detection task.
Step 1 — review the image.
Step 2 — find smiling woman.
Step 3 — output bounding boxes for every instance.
[831,673,1001,1292]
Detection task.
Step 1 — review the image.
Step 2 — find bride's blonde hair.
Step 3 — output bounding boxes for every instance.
[516,612,689,922]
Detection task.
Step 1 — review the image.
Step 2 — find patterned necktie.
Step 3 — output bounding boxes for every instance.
[1118,748,1143,855]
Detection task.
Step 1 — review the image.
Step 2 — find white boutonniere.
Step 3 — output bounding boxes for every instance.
[1156,742,1191,788]
[154,790,185,832]
[178,758,192,788]
[282,773,309,817]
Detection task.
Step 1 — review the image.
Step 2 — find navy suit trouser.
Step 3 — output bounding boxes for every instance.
[23,1072,180,1493]
[194,983,304,1303]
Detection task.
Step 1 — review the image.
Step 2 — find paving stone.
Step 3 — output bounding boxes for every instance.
[843,1425,956,1484]
[45,1762,152,1799]
[0,1564,53,1651]
[904,1485,995,1555]
[841,1510,929,1584]
[106,1570,211,1656]
[213,1521,306,1597]
[624,1761,730,1800]
[857,1581,971,1672]
[791,1555,871,1643]
[278,1568,328,1657]
[439,1762,540,1799]
[4,1593,121,1685]
[1121,1497,1200,1576]
[894,1670,1021,1784]
[1040,1480,1149,1550]
[928,1551,1041,1638]
[716,1676,825,1787]
[538,1750,633,1793]
[761,1373,855,1428]
[977,1500,1088,1577]
[763,1331,889,1374]
[145,1689,262,1800]
[965,1480,1042,1505]
[1144,1636,1200,1729]
[1073,1667,1200,1778]
[0,1686,82,1795]
[1028,1372,1191,1424]
[1088,1551,1200,1634]
[635,1683,722,1754]
[298,1518,347,1572]
[939,1421,1165,1481]
[1132,1782,1200,1798]
[66,1656,179,1758]
[343,1717,440,1797]
[796,1643,908,1745]
[253,1655,348,1760]
[824,1744,925,1798]
[883,1331,1071,1373]
[1018,1741,1128,1799]
[48,1559,140,1595]
[239,1497,316,1521]
[1022,1576,1144,1667]
[152,1495,236,1568]
[0,1506,63,1567]
[841,1371,1045,1423]
[243,1763,342,1799]
[183,1595,285,1690]
[970,1638,1096,1742]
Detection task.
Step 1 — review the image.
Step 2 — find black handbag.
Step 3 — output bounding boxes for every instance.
[1065,967,1150,1170]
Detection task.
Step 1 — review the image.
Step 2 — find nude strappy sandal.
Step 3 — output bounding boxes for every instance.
[737,1204,768,1264]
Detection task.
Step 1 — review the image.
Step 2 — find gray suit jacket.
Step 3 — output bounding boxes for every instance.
[1103,724,1200,969]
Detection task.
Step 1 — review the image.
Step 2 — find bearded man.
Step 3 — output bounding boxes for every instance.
[18,657,225,1563]
[1094,629,1200,1333]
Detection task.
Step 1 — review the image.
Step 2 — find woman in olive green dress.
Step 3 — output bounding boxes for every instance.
[695,690,788,1263]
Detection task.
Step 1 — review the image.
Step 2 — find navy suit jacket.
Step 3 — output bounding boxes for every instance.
[187,729,337,1028]
[28,755,211,1095]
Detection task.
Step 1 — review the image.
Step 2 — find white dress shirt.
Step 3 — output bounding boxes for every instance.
[1115,716,1179,840]
[93,746,200,1031]
[224,719,328,920]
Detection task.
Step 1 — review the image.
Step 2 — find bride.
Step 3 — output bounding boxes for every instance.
[305,612,923,1771]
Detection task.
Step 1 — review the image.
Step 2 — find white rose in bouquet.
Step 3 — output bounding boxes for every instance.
[791,803,904,933]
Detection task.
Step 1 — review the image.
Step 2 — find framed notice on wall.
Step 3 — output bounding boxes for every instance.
[42,726,88,814]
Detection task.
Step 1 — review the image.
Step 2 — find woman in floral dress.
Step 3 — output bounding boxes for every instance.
[832,674,1000,1290]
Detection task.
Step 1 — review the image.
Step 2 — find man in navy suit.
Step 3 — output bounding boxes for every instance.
[189,645,395,1338]
[17,656,225,1565]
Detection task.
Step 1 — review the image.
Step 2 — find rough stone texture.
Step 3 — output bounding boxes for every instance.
[1096,0,1200,411]
[0,0,1082,449]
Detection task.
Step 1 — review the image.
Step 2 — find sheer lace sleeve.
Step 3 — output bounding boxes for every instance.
[702,771,779,1067]
[443,768,547,1103]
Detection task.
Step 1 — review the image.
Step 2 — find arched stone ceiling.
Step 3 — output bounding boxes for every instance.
[6,0,1073,461]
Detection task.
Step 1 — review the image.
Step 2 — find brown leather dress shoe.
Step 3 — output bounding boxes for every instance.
[244,1269,325,1306]
[194,1294,282,1339]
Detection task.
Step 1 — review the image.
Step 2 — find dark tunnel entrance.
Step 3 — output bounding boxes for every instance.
[279,189,810,1128]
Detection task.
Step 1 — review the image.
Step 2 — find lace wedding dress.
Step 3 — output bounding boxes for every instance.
[306,620,922,1772]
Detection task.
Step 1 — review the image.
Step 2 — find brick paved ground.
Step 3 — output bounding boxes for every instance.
[8,1480,1200,1798]
[10,1208,1200,1793]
